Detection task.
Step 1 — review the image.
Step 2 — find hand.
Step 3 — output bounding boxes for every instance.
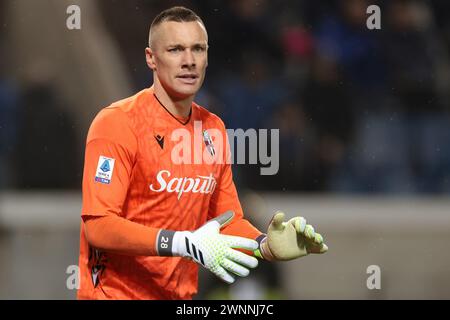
[259,211,328,261]
[157,211,259,283]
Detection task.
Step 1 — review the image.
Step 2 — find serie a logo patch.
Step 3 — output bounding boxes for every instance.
[95,156,115,184]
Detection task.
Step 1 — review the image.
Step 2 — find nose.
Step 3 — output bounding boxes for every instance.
[182,49,196,69]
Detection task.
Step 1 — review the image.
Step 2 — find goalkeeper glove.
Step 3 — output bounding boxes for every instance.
[156,211,259,283]
[256,211,328,261]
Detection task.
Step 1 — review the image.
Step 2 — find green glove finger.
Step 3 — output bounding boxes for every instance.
[314,233,323,244]
[307,243,328,253]
[290,217,306,233]
[221,234,259,251]
[222,258,250,277]
[308,242,328,254]
[211,264,236,283]
[225,248,259,269]
[304,224,315,239]
[211,210,235,229]
[270,211,286,231]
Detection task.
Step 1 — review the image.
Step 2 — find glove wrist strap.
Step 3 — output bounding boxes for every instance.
[254,234,275,261]
[260,237,275,261]
[156,229,176,256]
[156,229,193,257]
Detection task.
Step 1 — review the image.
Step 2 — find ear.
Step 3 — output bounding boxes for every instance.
[145,47,157,71]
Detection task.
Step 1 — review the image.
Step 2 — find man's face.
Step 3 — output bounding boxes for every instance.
[146,21,208,100]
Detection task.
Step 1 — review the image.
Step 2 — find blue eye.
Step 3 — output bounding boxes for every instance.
[193,46,206,52]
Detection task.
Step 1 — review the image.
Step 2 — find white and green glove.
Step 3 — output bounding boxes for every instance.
[156,211,259,283]
[255,211,328,261]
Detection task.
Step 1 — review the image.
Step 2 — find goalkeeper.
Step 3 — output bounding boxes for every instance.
[77,6,327,300]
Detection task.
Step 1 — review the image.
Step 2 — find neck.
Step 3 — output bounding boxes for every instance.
[153,79,193,118]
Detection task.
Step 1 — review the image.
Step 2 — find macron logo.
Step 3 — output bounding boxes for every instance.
[149,170,217,200]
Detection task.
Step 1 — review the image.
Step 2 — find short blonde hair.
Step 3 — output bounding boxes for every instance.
[148,6,206,48]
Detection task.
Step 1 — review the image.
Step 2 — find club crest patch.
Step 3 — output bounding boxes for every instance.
[95,156,115,184]
[203,130,215,157]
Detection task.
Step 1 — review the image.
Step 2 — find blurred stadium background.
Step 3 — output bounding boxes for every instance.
[0,0,450,299]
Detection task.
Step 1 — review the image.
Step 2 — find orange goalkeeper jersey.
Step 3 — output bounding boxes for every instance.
[77,87,262,300]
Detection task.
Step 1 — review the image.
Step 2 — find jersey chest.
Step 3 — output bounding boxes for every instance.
[131,125,223,203]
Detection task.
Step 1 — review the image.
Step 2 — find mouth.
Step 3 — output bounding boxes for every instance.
[176,74,199,85]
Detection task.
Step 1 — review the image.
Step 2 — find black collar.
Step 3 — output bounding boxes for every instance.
[153,93,192,126]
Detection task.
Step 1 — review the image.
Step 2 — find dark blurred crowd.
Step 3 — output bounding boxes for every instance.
[1,0,450,194]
